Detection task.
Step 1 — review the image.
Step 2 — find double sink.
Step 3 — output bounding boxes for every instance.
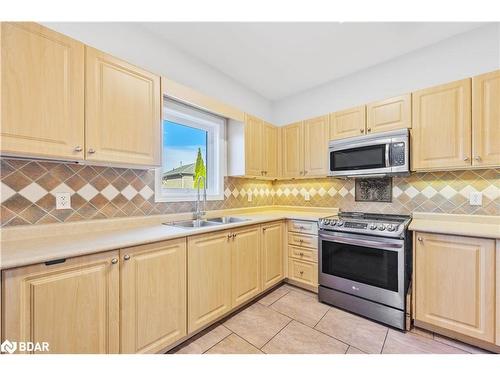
[165,216,250,229]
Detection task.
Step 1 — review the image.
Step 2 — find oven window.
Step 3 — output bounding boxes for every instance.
[322,240,399,292]
[330,144,386,171]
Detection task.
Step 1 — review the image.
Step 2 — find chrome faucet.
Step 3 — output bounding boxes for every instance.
[194,175,207,221]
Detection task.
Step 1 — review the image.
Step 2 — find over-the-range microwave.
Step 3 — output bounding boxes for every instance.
[328,129,410,178]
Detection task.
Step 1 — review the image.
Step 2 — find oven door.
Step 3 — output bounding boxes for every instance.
[319,231,405,309]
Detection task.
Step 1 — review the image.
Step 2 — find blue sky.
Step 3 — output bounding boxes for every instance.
[162,121,207,172]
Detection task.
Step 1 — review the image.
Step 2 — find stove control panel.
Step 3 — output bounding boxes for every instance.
[319,217,405,238]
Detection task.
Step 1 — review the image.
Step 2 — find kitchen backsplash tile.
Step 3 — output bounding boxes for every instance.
[0,157,498,227]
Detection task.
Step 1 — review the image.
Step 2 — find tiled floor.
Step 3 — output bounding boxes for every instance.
[171,284,491,354]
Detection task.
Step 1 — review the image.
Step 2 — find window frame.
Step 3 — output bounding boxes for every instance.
[155,98,226,202]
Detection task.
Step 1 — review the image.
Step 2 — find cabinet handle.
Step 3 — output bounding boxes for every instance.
[227,234,232,240]
[111,258,118,264]
[299,239,304,243]
[474,156,481,161]
[124,254,130,261]
[360,129,364,134]
[299,252,304,256]
[367,128,372,133]
[417,237,423,242]
[299,271,304,275]
[232,233,237,239]
[463,156,469,161]
[88,148,96,154]
[303,170,307,175]
[262,227,267,231]
[74,146,83,152]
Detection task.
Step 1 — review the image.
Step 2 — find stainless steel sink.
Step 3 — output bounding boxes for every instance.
[164,219,222,228]
[207,216,250,224]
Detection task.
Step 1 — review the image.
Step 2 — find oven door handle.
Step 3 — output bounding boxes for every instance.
[319,234,403,250]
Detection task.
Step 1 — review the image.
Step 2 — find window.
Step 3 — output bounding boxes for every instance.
[155,98,225,202]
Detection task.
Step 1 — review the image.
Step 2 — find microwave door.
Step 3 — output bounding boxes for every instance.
[329,144,392,176]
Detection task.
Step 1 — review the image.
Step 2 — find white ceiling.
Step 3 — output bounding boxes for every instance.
[139,22,485,100]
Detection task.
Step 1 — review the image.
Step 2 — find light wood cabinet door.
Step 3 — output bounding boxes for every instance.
[0,22,85,160]
[304,115,329,177]
[261,221,284,289]
[288,258,318,287]
[415,232,495,343]
[412,79,472,171]
[231,226,261,307]
[2,251,119,354]
[367,94,411,134]
[188,231,232,333]
[244,114,264,176]
[282,122,304,178]
[263,122,279,178]
[496,240,500,346]
[120,239,187,353]
[329,106,366,140]
[472,70,500,168]
[85,47,160,166]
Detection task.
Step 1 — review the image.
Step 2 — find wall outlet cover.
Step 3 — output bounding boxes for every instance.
[247,192,252,202]
[304,192,311,201]
[469,191,482,206]
[55,192,71,209]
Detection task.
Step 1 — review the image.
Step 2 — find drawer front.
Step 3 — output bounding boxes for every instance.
[288,245,317,263]
[288,233,318,249]
[288,258,318,286]
[287,220,318,235]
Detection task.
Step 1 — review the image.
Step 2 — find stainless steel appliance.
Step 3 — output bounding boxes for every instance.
[318,212,412,329]
[328,129,409,178]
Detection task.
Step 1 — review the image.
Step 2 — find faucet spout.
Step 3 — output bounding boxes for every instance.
[195,175,207,220]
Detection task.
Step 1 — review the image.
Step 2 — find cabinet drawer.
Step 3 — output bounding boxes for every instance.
[288,245,317,263]
[288,233,318,249]
[287,220,318,235]
[288,258,318,286]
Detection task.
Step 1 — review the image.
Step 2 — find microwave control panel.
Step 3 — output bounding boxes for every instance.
[390,143,406,166]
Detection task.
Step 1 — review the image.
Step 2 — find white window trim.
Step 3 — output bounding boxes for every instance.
[155,99,226,203]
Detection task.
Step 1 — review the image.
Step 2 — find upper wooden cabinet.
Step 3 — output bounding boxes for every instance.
[415,232,495,343]
[244,114,264,176]
[472,70,500,168]
[85,47,161,166]
[261,221,284,289]
[2,251,120,354]
[231,226,262,307]
[303,115,329,177]
[187,231,232,333]
[367,94,411,134]
[0,22,85,160]
[329,105,366,140]
[120,239,187,354]
[282,122,304,178]
[411,79,472,171]
[263,122,279,178]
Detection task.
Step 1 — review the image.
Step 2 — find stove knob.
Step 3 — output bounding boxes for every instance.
[323,219,330,225]
[330,220,337,226]
[369,223,377,230]
[337,220,344,227]
[387,224,396,232]
[378,224,386,231]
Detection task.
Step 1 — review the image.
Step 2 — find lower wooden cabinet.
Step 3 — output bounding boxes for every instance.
[2,251,120,354]
[415,232,495,343]
[261,221,285,289]
[187,231,232,333]
[120,238,187,353]
[231,226,262,307]
[496,240,500,346]
[288,258,318,287]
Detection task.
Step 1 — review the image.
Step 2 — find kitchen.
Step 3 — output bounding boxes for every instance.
[0,4,499,373]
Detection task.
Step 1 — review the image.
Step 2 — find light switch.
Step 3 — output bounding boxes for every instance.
[469,191,482,206]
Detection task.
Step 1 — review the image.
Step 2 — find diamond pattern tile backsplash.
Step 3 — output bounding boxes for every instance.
[0,157,498,227]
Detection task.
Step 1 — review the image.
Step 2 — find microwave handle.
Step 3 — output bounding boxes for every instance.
[385,143,390,167]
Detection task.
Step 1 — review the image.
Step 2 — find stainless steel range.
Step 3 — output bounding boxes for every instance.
[318,212,412,330]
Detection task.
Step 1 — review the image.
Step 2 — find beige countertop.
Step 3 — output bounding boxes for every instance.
[0,206,336,270]
[409,212,500,239]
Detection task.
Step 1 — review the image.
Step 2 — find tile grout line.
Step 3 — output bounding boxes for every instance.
[229,331,265,354]
[258,318,295,352]
[195,325,233,354]
[313,306,331,329]
[380,329,389,354]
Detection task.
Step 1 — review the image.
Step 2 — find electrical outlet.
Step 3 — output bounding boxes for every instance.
[304,192,311,201]
[469,191,482,206]
[247,192,252,202]
[55,192,71,209]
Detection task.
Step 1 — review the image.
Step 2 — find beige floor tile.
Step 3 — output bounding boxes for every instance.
[223,303,291,348]
[258,285,291,306]
[382,330,469,354]
[175,325,231,354]
[284,284,317,297]
[205,334,262,354]
[262,320,348,354]
[434,334,491,354]
[271,291,329,327]
[315,308,388,354]
[346,346,366,354]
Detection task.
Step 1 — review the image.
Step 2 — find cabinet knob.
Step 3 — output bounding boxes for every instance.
[299,252,304,256]
[474,156,481,161]
[232,233,237,238]
[303,170,307,175]
[463,156,469,161]
[367,128,372,132]
[88,148,96,154]
[227,234,232,240]
[299,271,304,275]
[111,258,118,264]
[360,129,364,133]
[417,237,423,242]
[124,254,130,261]
[74,146,83,152]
